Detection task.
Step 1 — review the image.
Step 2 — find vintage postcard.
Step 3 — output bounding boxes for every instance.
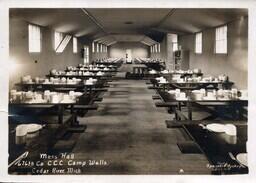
[0,0,255,182]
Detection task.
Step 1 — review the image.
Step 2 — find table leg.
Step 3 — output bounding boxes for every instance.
[187,102,192,120]
[58,105,64,124]
[177,102,181,120]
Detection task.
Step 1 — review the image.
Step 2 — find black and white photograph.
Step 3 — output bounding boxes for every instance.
[0,0,256,182]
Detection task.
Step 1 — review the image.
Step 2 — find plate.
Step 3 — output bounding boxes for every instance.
[26,124,43,133]
[203,96,217,101]
[239,96,248,100]
[236,153,248,166]
[206,123,226,133]
[176,97,188,101]
[60,99,75,103]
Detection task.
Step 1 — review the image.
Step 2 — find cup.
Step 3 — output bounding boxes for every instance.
[224,135,237,144]
[207,92,215,99]
[15,125,28,145]
[35,93,43,101]
[179,92,186,99]
[35,77,40,84]
[225,124,237,136]
[200,89,206,97]
[44,90,51,102]
[61,77,66,83]
[50,94,59,103]
[179,78,184,83]
[63,94,70,101]
[240,90,248,99]
[231,88,238,99]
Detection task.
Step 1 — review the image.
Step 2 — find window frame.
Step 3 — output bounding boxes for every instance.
[171,34,178,52]
[28,23,42,53]
[73,37,78,54]
[54,31,64,51]
[215,24,228,54]
[96,43,99,53]
[84,45,90,65]
[195,32,203,54]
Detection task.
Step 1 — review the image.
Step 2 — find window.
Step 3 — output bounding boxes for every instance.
[171,34,178,52]
[56,35,72,53]
[100,44,103,52]
[96,43,99,52]
[92,42,95,53]
[215,25,227,54]
[28,24,41,53]
[195,32,202,54]
[84,46,89,64]
[73,37,77,53]
[54,31,64,50]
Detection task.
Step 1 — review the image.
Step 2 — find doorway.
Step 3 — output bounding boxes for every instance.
[125,49,132,64]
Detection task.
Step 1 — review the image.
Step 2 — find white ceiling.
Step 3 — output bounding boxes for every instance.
[10,8,248,46]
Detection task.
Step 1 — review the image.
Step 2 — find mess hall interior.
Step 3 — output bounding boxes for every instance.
[8,8,248,175]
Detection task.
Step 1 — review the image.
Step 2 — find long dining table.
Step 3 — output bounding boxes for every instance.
[149,79,234,91]
[156,90,247,121]
[153,88,248,174]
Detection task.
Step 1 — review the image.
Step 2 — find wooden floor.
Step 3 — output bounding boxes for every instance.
[71,66,211,174]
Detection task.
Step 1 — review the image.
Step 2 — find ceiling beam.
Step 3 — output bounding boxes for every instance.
[81,8,117,42]
[101,38,116,45]
[154,9,176,28]
[149,27,190,35]
[107,41,117,46]
[81,8,108,35]
[140,41,152,46]
[94,36,112,43]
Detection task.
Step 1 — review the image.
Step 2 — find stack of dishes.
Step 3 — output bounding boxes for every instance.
[203,91,217,100]
[193,68,201,74]
[96,71,104,76]
[236,153,248,167]
[60,94,75,103]
[191,90,204,100]
[149,70,157,74]
[161,70,169,74]
[16,124,43,144]
[204,123,237,136]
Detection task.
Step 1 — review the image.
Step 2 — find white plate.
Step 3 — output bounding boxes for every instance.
[239,97,248,100]
[26,124,43,133]
[206,123,226,133]
[60,99,75,103]
[176,97,188,101]
[236,153,248,166]
[203,97,217,101]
